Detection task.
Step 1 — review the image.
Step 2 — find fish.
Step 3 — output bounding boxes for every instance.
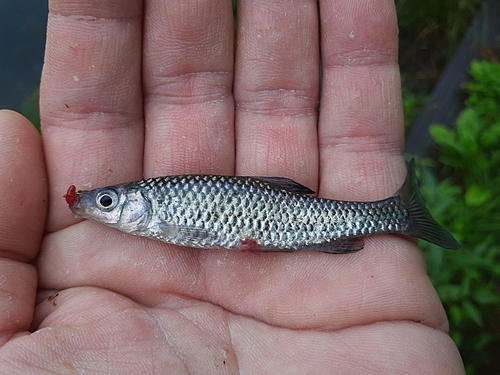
[64,159,460,253]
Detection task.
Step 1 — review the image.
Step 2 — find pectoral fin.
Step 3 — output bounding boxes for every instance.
[251,177,315,195]
[156,223,228,248]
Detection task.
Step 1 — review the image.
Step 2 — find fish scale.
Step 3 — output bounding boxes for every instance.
[64,159,460,253]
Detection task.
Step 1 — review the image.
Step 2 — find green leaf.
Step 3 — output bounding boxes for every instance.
[423,244,443,279]
[429,125,458,150]
[480,119,500,148]
[465,185,491,207]
[473,285,500,305]
[461,300,483,326]
[436,284,462,303]
[456,108,480,135]
[448,304,464,327]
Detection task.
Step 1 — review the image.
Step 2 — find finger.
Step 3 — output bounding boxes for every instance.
[318,0,405,200]
[0,110,43,343]
[234,0,320,189]
[41,0,145,232]
[142,0,235,177]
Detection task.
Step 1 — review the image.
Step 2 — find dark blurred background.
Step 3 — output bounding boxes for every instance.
[0,0,47,111]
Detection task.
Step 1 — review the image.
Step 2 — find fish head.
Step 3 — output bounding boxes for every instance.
[68,186,126,224]
[67,186,152,233]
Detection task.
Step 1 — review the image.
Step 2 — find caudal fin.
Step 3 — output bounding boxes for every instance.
[398,159,460,249]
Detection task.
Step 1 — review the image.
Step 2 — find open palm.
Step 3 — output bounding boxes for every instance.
[0,1,464,374]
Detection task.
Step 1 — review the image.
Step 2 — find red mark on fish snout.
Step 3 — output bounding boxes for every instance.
[64,185,77,205]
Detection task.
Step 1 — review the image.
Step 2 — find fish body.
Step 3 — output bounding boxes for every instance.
[65,159,460,253]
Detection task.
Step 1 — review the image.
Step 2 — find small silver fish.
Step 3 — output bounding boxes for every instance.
[64,159,459,253]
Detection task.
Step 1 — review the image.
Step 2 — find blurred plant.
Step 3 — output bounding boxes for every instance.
[232,0,237,32]
[18,88,40,132]
[397,0,482,51]
[397,0,483,95]
[416,60,500,375]
[401,77,427,134]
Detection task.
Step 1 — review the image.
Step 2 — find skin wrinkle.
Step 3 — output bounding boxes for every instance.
[173,303,238,372]
[0,250,30,264]
[235,89,319,117]
[49,13,139,22]
[318,134,403,154]
[229,317,452,374]
[332,334,386,374]
[145,71,232,94]
[191,277,438,333]
[146,94,232,106]
[162,93,232,106]
[146,303,240,373]
[322,57,398,68]
[223,316,244,373]
[42,113,144,131]
[147,309,191,373]
[235,108,317,117]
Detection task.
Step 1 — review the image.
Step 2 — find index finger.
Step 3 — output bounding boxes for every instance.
[40,1,144,232]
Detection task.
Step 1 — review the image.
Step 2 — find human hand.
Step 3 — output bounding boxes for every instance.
[0,0,465,373]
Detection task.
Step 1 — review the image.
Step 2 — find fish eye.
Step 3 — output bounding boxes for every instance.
[99,194,113,207]
[96,189,119,210]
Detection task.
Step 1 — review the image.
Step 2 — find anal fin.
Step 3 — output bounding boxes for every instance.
[308,238,364,254]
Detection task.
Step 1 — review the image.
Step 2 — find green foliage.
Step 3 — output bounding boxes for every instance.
[396,0,482,60]
[418,60,500,375]
[397,0,483,98]
[402,80,427,134]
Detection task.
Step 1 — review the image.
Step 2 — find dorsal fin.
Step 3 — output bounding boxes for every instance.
[251,176,315,195]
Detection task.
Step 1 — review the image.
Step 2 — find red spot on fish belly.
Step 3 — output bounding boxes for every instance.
[64,185,77,205]
[240,238,262,253]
